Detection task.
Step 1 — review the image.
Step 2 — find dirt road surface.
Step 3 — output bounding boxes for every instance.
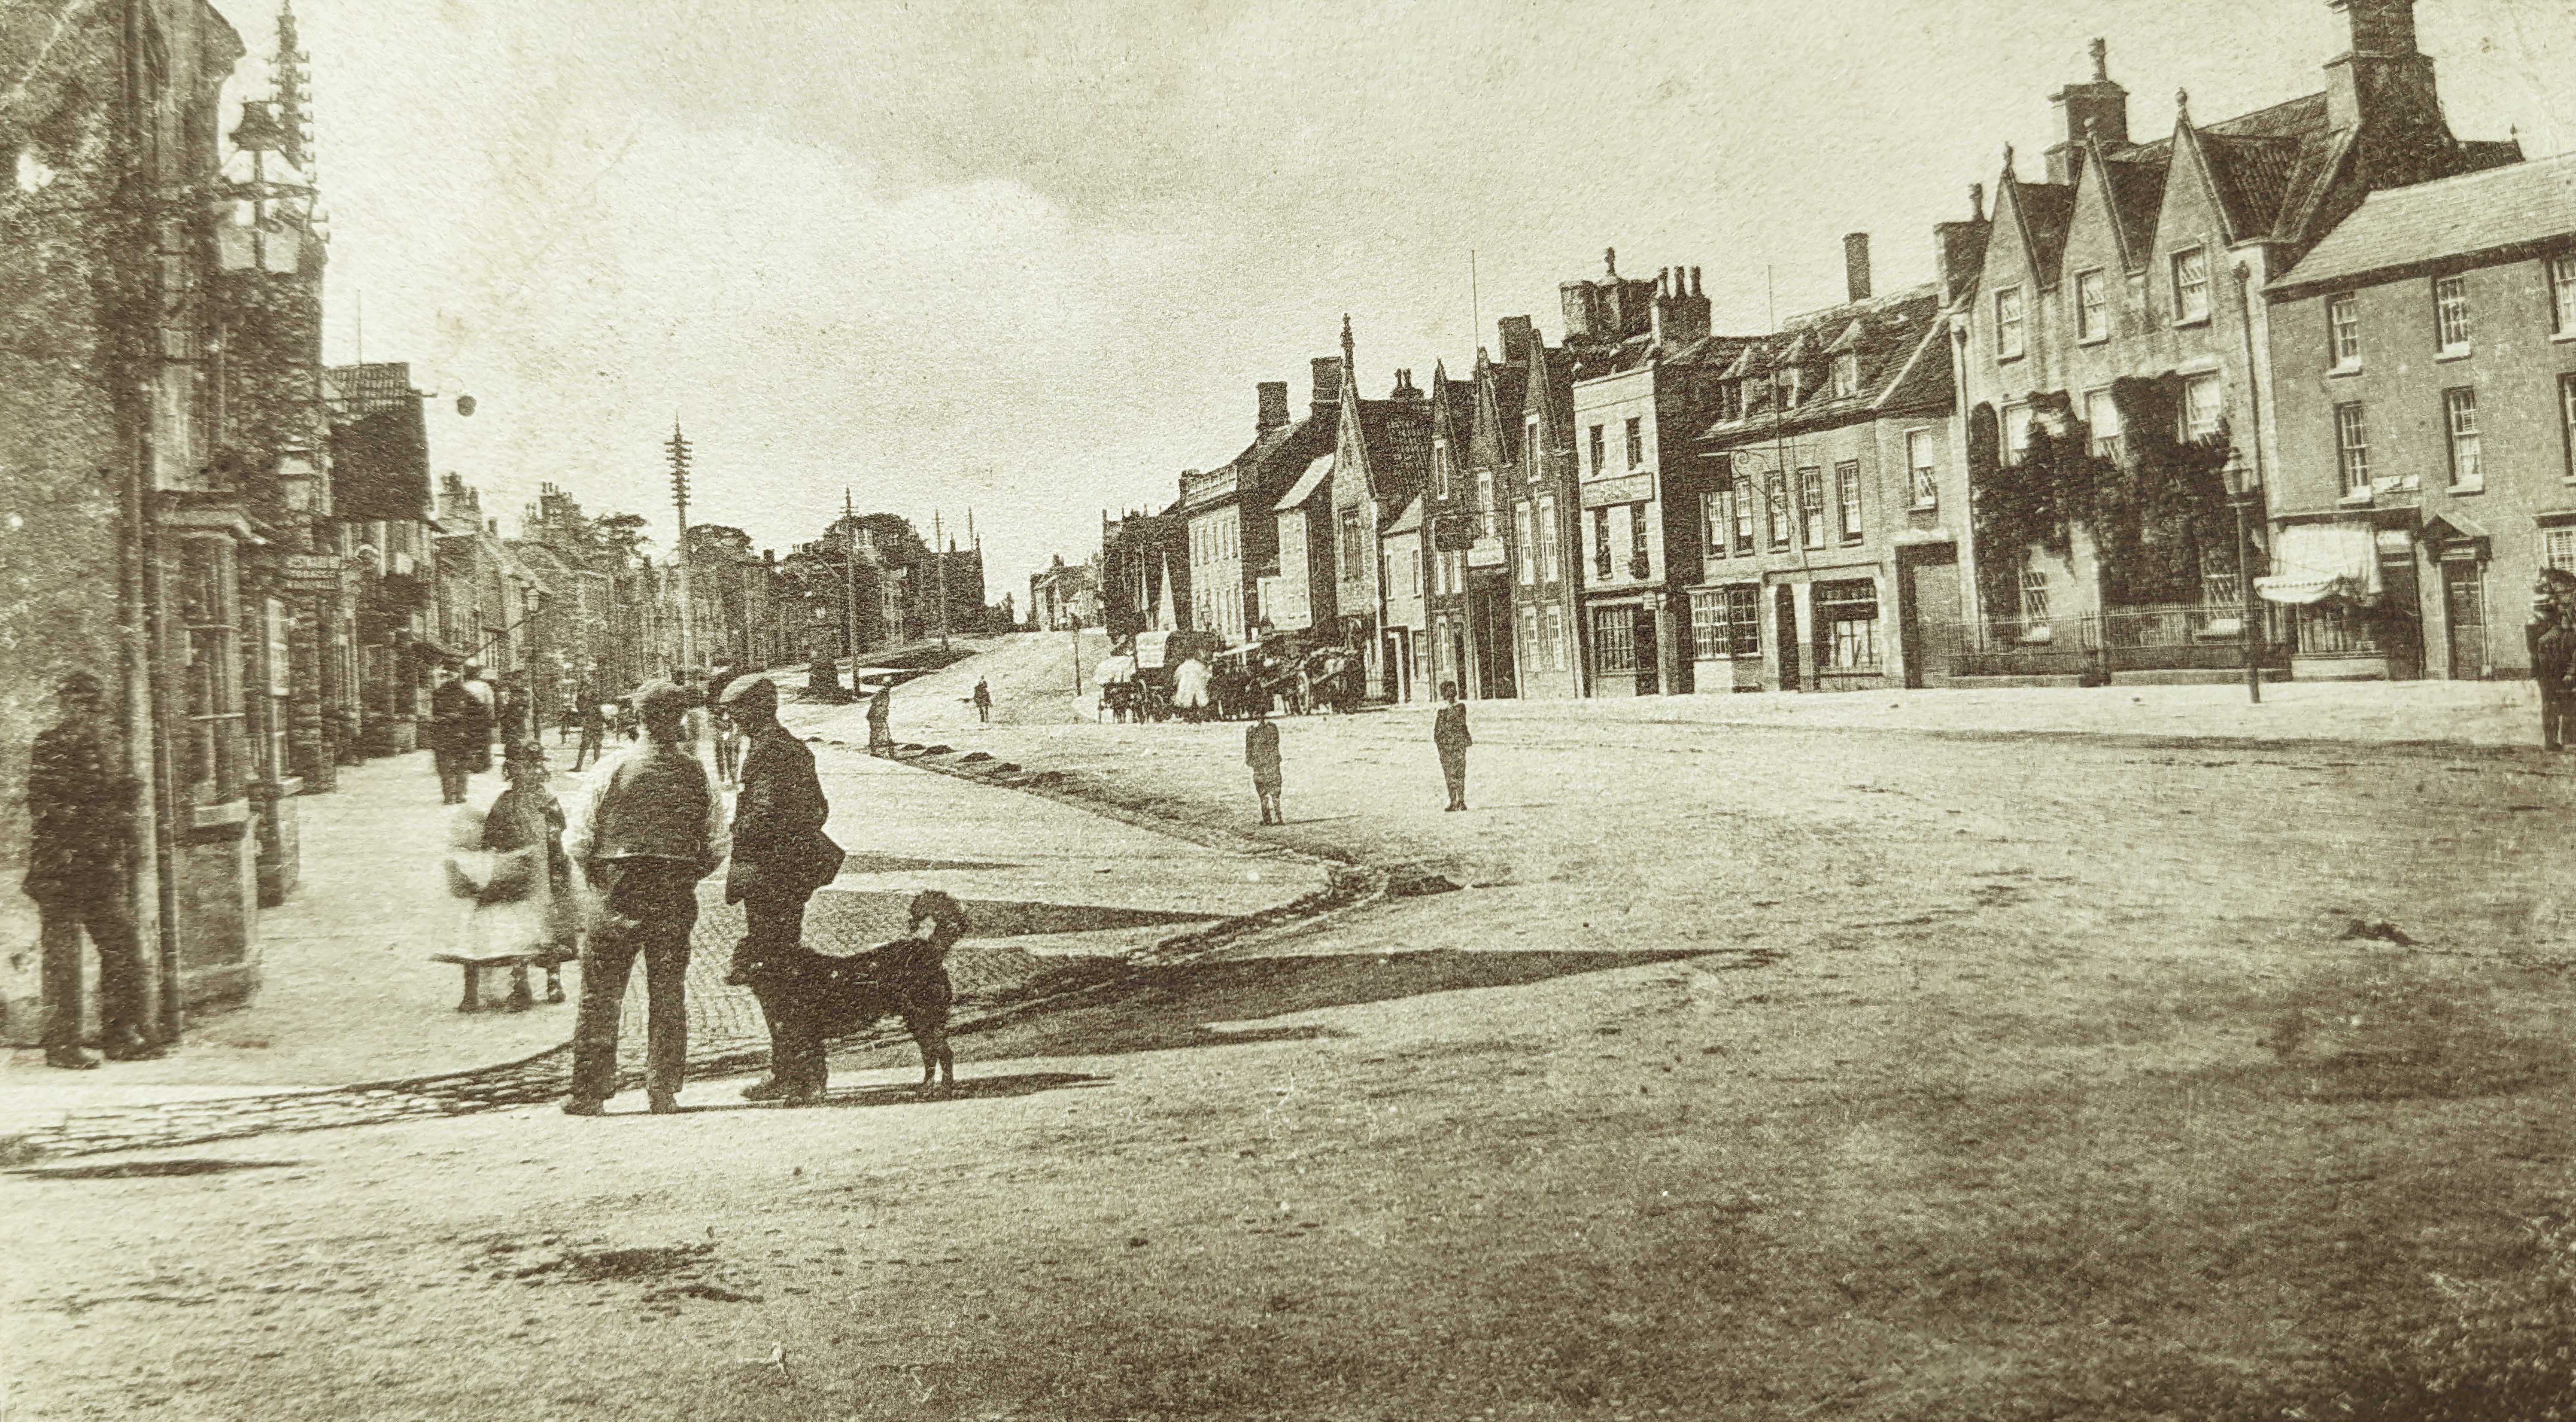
[6,636,2573,1420]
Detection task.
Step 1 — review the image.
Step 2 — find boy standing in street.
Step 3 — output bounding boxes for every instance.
[1434,681,1471,812]
[1245,703,1283,825]
[719,675,838,987]
[563,679,728,1116]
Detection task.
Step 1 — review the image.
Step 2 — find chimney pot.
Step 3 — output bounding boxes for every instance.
[1970,182,1985,220]
[1844,232,1873,303]
[1691,267,1702,297]
[1604,246,1617,278]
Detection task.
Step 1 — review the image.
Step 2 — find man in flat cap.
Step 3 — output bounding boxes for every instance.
[563,679,728,1115]
[719,675,839,989]
[23,672,158,1067]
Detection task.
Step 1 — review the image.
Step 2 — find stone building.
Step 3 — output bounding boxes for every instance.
[1692,237,1967,691]
[1487,317,1588,700]
[324,362,437,755]
[1318,323,1434,701]
[1955,7,2518,684]
[1,0,279,1041]
[1562,252,1748,697]
[2262,152,2576,680]
[1027,555,1100,630]
[1181,375,1334,646]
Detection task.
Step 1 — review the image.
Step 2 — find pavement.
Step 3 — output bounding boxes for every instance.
[0,694,1330,1147]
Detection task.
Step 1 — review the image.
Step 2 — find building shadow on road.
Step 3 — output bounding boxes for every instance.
[888,947,1715,1063]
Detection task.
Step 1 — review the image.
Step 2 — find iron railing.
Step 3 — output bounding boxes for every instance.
[1944,602,2288,678]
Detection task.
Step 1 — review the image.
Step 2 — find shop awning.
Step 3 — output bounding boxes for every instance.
[2256,522,2382,606]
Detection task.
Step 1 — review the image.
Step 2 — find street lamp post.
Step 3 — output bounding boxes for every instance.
[2227,447,2264,705]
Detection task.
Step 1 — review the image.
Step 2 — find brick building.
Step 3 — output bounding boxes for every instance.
[2262,153,2576,680]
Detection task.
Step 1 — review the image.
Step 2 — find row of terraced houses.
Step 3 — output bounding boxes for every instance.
[1055,0,2574,704]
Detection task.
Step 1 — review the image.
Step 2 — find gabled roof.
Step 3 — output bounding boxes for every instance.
[1344,400,1434,524]
[1469,352,1531,471]
[1276,454,1334,513]
[1385,495,1423,536]
[1697,283,1950,445]
[2002,174,2078,285]
[2099,154,2170,268]
[2273,150,2576,295]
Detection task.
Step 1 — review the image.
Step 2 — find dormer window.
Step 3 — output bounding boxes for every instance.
[2075,269,2107,342]
[1995,286,2026,359]
[1831,353,1859,399]
[1740,378,1764,415]
[1779,368,1804,407]
[2171,247,2210,325]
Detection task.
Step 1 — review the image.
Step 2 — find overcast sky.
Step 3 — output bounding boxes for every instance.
[208,0,2576,597]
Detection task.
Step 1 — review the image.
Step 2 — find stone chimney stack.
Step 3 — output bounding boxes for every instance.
[1649,261,1712,347]
[1495,315,1537,365]
[1256,381,1291,432]
[1390,369,1423,401]
[1310,356,1344,415]
[1844,233,1873,302]
[1934,187,1995,309]
[2325,0,2455,189]
[2045,38,2129,185]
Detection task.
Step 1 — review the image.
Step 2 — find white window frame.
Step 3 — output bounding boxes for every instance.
[2075,269,2106,342]
[2445,386,2482,491]
[2562,373,2576,483]
[1831,352,1859,398]
[2335,401,2370,499]
[1537,495,1559,582]
[2546,527,2576,577]
[2180,374,2223,442]
[2171,247,2210,325]
[2085,388,2123,462]
[2019,564,2051,620]
[1994,286,2026,359]
[2001,401,2032,465]
[2434,274,2473,355]
[2329,292,2361,369]
[1905,428,1938,510]
[1514,502,1535,585]
[1834,460,1863,542]
[1624,416,1644,469]
[2553,256,2576,337]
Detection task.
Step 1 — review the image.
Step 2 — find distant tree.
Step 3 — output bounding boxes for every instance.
[685,524,755,562]
[588,512,650,566]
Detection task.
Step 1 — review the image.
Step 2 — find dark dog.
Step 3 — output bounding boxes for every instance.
[742,891,968,1103]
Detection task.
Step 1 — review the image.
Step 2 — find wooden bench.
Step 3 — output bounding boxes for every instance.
[429,951,544,1012]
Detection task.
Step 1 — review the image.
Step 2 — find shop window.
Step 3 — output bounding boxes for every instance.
[2298,600,2375,655]
[1691,586,1760,659]
[1593,607,1637,673]
[1814,579,1881,670]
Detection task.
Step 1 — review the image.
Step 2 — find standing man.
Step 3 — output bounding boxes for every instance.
[23,672,158,1067]
[564,679,728,1116]
[428,668,470,804]
[972,677,993,724]
[2531,569,2576,749]
[456,663,497,780]
[718,675,840,990]
[1433,680,1472,812]
[1245,701,1283,826]
[571,690,608,773]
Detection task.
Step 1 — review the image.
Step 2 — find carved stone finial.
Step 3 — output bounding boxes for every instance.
[2002,142,2016,174]
[2176,87,2191,118]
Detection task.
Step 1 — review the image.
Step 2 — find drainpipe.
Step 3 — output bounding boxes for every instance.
[2233,260,2273,694]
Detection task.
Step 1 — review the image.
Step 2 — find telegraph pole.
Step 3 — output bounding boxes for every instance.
[666,420,694,676]
[841,488,859,675]
[934,510,951,652]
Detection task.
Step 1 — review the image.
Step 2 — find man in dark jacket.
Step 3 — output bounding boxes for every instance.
[2532,570,2576,749]
[23,672,157,1068]
[718,675,837,987]
[1245,703,1283,825]
[1434,681,1472,812]
[428,669,471,804]
[564,679,727,1115]
[456,662,497,776]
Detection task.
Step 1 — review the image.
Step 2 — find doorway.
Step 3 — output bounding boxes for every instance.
[1631,606,1660,696]
[1774,585,1801,691]
[1896,546,1961,689]
[2442,557,2488,679]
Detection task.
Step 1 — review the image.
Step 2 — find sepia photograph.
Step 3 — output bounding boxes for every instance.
[6,0,2576,1416]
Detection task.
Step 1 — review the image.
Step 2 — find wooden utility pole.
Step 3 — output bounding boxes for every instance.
[841,488,859,671]
[666,420,693,675]
[934,510,951,652]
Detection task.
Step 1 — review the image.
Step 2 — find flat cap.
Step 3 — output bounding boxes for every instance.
[717,674,778,709]
[633,679,695,716]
